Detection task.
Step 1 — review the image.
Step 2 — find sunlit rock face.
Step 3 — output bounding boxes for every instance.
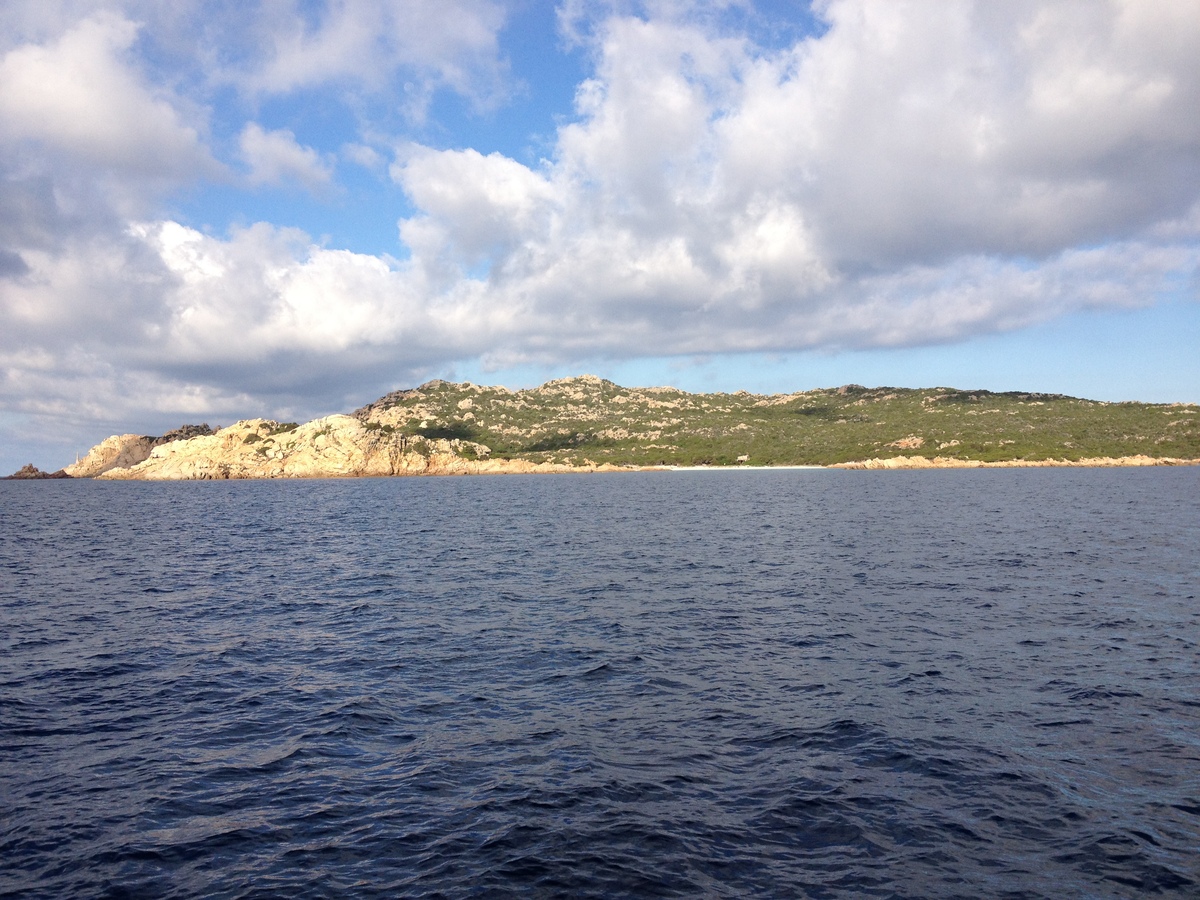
[89,413,625,480]
[65,434,158,477]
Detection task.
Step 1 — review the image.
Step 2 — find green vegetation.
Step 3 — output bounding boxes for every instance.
[243,421,297,444]
[352,376,1200,467]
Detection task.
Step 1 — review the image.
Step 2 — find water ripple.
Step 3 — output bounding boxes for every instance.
[2,469,1199,897]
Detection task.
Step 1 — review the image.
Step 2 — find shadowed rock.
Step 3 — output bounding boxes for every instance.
[3,464,72,480]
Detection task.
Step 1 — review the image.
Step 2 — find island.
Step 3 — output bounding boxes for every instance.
[18,376,1200,480]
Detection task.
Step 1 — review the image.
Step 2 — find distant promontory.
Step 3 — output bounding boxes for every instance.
[18,376,1200,480]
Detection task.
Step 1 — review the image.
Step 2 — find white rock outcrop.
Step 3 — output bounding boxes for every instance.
[91,415,631,480]
[65,434,157,477]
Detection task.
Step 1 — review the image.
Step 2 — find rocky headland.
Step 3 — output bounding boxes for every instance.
[21,376,1200,480]
[81,415,631,480]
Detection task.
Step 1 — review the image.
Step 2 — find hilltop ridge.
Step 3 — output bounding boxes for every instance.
[351,375,1198,468]
[27,376,1200,480]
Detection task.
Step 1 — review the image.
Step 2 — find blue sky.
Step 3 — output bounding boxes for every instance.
[1,0,1198,473]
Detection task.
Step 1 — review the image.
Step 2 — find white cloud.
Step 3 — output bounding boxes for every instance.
[139,221,402,359]
[236,0,510,116]
[104,220,514,374]
[784,0,1200,266]
[0,12,212,178]
[382,0,1200,360]
[239,123,333,191]
[393,146,558,274]
[0,1,515,126]
[0,4,220,337]
[342,142,385,170]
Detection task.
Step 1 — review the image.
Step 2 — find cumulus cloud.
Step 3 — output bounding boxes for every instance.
[384,1,1200,360]
[239,124,333,191]
[770,0,1200,267]
[0,8,216,387]
[0,12,213,179]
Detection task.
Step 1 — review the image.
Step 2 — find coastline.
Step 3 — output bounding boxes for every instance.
[17,454,1194,481]
[825,454,1200,470]
[643,456,1200,473]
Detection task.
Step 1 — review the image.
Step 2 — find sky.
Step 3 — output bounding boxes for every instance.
[2,0,1198,473]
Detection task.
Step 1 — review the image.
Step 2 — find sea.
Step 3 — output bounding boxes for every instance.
[2,469,1198,898]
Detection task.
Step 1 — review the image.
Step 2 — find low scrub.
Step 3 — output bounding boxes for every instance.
[348,378,1200,467]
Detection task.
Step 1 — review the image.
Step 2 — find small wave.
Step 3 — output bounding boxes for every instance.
[3,470,1198,898]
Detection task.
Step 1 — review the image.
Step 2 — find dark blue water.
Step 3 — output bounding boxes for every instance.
[2,470,1198,898]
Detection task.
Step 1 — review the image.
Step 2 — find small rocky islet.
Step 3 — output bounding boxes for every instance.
[12,376,1200,480]
[2,464,73,480]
